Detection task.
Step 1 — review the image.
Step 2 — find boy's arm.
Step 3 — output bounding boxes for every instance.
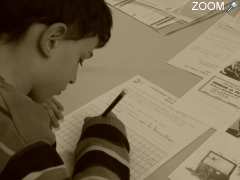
[0,96,70,180]
[73,113,130,180]
[0,141,70,180]
[0,109,129,180]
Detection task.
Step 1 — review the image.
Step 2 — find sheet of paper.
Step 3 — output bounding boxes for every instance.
[136,0,199,22]
[115,1,169,26]
[152,18,178,30]
[135,0,226,22]
[172,0,228,22]
[106,0,177,32]
[105,0,125,6]
[173,52,240,130]
[168,15,240,78]
[55,75,209,179]
[136,0,190,12]
[169,132,240,180]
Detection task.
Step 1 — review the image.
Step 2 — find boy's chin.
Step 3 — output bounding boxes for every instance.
[28,90,52,103]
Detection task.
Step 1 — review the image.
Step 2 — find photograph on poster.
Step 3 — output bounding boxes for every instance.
[186,151,237,180]
[220,61,240,82]
[169,133,240,180]
[226,119,240,138]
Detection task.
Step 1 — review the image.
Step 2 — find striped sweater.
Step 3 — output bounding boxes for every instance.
[0,77,130,180]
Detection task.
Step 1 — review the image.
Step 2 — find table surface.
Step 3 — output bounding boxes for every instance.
[58,7,224,180]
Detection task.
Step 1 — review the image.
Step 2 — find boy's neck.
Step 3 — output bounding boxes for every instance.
[0,43,33,96]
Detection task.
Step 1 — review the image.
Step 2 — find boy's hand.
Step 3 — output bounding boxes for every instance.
[41,97,64,128]
[82,112,129,150]
[84,112,118,123]
[83,112,127,130]
[74,112,130,179]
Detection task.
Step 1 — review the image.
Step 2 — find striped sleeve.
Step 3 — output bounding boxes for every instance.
[73,114,130,180]
[0,141,70,180]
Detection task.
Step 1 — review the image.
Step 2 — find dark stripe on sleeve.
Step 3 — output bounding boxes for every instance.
[80,124,130,152]
[74,150,130,180]
[52,142,57,149]
[0,141,63,180]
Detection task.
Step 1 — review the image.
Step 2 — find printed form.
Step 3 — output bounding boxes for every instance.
[115,1,167,26]
[173,51,240,130]
[136,0,190,12]
[105,0,176,30]
[55,75,209,179]
[169,132,240,180]
[136,0,195,22]
[168,15,240,78]
[105,0,125,6]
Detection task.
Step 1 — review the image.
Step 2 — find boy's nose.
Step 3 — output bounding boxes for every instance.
[69,73,77,84]
[69,66,78,84]
[69,75,77,84]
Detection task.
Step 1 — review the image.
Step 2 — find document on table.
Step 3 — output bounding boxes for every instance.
[105,0,125,6]
[136,0,190,12]
[55,75,209,180]
[168,15,240,78]
[117,0,173,26]
[134,0,228,23]
[136,0,202,22]
[169,132,240,180]
[105,0,179,32]
[115,0,169,26]
[173,52,240,130]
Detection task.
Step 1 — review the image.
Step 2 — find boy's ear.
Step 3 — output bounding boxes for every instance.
[39,23,67,57]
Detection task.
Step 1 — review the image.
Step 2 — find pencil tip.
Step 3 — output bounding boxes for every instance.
[122,89,128,95]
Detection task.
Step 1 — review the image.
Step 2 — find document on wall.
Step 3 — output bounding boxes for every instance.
[173,52,240,130]
[169,132,240,180]
[55,75,209,180]
[168,15,240,78]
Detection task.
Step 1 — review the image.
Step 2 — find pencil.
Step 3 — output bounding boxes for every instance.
[102,90,127,117]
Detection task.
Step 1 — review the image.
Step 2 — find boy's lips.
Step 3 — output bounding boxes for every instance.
[56,90,63,95]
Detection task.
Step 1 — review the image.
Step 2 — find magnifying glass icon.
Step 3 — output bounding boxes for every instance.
[227,0,238,12]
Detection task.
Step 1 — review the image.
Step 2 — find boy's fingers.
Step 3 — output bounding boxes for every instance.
[42,102,61,128]
[48,100,64,120]
[106,112,117,118]
[84,112,118,123]
[49,109,60,128]
[51,98,64,111]
[44,105,60,128]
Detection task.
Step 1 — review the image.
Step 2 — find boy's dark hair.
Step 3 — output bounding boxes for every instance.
[0,0,113,47]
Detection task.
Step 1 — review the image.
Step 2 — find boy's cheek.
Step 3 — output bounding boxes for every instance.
[29,78,68,102]
[29,88,54,103]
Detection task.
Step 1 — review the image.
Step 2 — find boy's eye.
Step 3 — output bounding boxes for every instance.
[87,52,93,59]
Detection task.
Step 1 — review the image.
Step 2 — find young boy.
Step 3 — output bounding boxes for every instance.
[0,0,130,179]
